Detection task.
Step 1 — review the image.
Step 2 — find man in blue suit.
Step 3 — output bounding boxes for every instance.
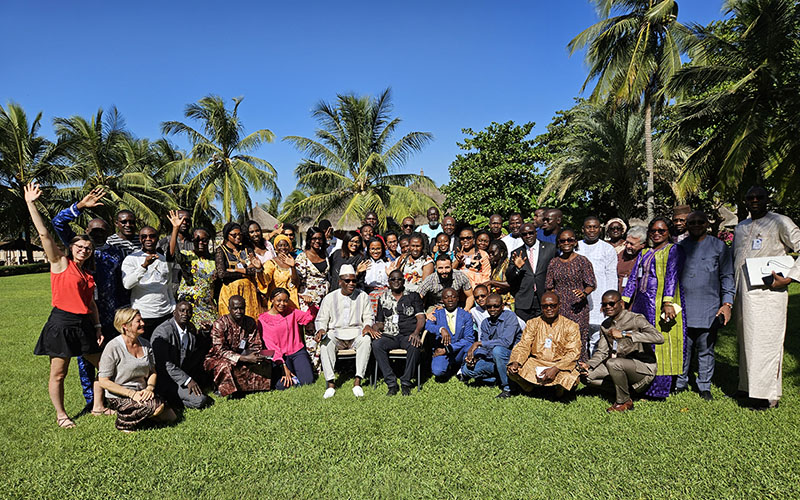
[426,288,475,379]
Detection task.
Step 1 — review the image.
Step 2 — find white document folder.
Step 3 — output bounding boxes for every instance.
[745,255,796,287]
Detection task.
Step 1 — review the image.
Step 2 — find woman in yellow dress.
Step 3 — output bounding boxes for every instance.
[215,222,265,319]
[261,234,300,309]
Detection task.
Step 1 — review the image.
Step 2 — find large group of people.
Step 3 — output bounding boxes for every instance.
[25,182,800,431]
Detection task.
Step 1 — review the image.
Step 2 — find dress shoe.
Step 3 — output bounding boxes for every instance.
[401,386,412,396]
[495,390,512,399]
[352,386,364,398]
[323,387,336,399]
[386,386,399,396]
[671,387,687,395]
[606,400,634,413]
[699,390,713,401]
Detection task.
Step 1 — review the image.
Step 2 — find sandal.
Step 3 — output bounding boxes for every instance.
[57,416,76,429]
[91,408,116,416]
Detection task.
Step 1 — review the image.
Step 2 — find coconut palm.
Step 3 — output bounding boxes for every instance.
[0,102,66,261]
[161,95,279,223]
[282,88,436,230]
[665,0,800,214]
[568,0,694,219]
[54,107,176,226]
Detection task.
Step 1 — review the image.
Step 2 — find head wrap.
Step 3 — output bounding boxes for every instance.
[606,218,627,233]
[273,234,292,248]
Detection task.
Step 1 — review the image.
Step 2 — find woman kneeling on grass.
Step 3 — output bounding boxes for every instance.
[98,308,177,432]
[25,183,111,429]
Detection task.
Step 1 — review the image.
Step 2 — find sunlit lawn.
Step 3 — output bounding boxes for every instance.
[1,273,798,499]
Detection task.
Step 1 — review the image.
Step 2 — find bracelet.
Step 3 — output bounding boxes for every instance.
[94,323,102,329]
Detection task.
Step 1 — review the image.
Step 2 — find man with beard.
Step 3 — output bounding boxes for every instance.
[501,213,524,253]
[417,206,443,242]
[426,288,475,379]
[576,216,618,356]
[418,254,474,311]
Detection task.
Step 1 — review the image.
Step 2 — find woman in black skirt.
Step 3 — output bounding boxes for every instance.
[25,183,110,428]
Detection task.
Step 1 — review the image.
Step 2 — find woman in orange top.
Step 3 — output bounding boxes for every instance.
[25,183,110,428]
[454,226,491,289]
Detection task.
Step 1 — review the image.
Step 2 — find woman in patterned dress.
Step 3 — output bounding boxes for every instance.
[215,222,265,320]
[364,237,390,315]
[175,228,217,331]
[454,226,491,289]
[485,239,514,309]
[545,228,596,362]
[296,227,330,372]
[261,235,300,309]
[393,233,433,294]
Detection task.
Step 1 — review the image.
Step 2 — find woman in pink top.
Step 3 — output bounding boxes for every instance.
[258,287,317,390]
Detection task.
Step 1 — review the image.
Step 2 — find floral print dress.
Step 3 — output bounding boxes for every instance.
[296,251,330,372]
[176,250,217,330]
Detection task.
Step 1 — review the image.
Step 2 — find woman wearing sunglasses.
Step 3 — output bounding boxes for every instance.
[215,222,265,320]
[545,228,596,362]
[622,217,686,399]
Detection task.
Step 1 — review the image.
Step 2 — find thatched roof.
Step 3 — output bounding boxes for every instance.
[246,204,281,231]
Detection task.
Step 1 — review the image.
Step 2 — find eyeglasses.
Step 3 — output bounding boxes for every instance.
[541,304,559,309]
[140,234,158,240]
[745,194,766,201]
[310,236,325,241]
[474,294,487,299]
[388,277,404,282]
[341,278,357,284]
[601,300,619,307]
[73,245,93,252]
[460,235,473,240]
[649,228,668,234]
[485,304,502,309]
[402,224,414,228]
[686,220,706,226]
[229,233,242,238]
[558,237,576,243]
[118,219,136,225]
[520,231,537,236]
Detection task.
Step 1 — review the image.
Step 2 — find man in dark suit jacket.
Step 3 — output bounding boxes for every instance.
[152,301,213,409]
[425,288,476,378]
[506,222,558,322]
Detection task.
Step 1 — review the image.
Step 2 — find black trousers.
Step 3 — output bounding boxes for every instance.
[515,305,541,323]
[372,335,421,388]
[142,314,172,341]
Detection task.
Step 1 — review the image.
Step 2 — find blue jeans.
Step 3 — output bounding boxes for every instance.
[676,326,717,392]
[431,345,468,378]
[460,346,512,392]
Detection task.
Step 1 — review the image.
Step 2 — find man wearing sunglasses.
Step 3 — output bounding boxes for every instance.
[580,290,664,413]
[400,217,417,236]
[733,186,800,409]
[675,211,735,401]
[507,292,581,399]
[315,265,379,399]
[106,209,142,258]
[121,213,181,340]
[507,222,558,322]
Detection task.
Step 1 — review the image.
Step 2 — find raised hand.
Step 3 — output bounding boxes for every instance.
[24,182,42,203]
[512,252,526,269]
[357,260,370,273]
[168,210,186,229]
[77,186,106,210]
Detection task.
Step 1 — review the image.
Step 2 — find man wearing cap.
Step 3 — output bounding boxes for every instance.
[315,264,379,399]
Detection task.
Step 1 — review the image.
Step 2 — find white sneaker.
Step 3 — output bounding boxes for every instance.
[352,385,364,398]
[323,387,336,399]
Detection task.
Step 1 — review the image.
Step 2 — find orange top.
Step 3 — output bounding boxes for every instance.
[51,259,95,315]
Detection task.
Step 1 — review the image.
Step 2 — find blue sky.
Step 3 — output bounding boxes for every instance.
[1,0,727,206]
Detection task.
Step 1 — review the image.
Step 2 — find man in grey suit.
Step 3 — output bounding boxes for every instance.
[152,301,213,409]
[675,211,735,401]
[507,222,558,322]
[581,290,665,413]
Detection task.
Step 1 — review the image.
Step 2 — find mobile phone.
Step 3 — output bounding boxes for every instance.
[763,272,784,287]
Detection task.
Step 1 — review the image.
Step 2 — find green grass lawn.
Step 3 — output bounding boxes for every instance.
[1,273,799,499]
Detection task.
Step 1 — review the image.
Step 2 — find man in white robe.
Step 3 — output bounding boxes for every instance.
[576,216,618,356]
[734,186,800,409]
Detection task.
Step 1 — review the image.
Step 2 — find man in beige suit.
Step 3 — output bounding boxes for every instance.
[581,290,664,412]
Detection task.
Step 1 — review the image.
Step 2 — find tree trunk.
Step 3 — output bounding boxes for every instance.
[24,223,34,263]
[644,96,655,221]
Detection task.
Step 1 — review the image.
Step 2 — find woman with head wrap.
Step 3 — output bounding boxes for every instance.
[261,234,300,309]
[605,218,628,254]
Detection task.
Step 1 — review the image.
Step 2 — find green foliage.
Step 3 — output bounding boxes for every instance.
[665,0,800,216]
[162,95,279,224]
[0,262,48,276]
[2,273,800,498]
[441,121,548,225]
[282,88,436,230]
[569,0,695,219]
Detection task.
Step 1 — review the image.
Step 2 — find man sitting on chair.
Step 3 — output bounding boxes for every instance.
[373,270,426,396]
[580,290,665,413]
[425,288,475,379]
[315,265,379,399]
[507,291,581,399]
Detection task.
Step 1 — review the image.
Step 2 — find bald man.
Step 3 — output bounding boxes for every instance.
[537,209,562,244]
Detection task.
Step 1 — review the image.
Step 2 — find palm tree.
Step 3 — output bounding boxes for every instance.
[0,102,66,261]
[161,95,279,223]
[282,88,436,230]
[568,0,694,219]
[665,0,800,215]
[54,107,176,226]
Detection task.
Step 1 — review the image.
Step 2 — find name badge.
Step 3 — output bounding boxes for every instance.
[622,277,629,287]
[544,338,552,349]
[392,313,399,325]
[236,262,245,269]
[637,267,643,278]
[752,238,762,250]
[238,339,247,351]
[94,287,99,300]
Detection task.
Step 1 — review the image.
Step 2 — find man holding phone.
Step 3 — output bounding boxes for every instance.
[676,211,735,401]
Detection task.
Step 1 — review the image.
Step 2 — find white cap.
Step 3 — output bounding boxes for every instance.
[339,264,356,277]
